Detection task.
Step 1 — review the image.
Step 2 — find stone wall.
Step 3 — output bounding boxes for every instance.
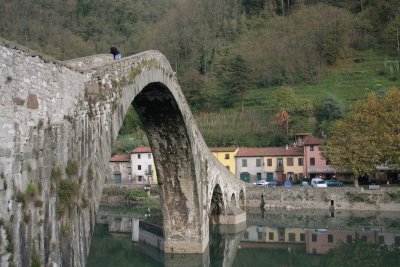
[246,186,400,211]
[0,38,246,267]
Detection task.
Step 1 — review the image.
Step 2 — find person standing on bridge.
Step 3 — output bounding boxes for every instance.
[109,46,121,60]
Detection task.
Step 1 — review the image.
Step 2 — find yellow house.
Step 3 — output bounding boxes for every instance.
[210,147,238,175]
[263,147,304,182]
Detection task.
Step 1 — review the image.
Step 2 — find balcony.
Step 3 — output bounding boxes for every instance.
[276,165,284,172]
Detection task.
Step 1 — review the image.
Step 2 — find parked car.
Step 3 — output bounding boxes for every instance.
[301,181,310,188]
[311,178,327,188]
[267,180,282,187]
[254,180,269,187]
[325,179,343,187]
[283,181,293,188]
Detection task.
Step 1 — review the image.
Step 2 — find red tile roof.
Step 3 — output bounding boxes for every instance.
[131,146,152,154]
[303,136,323,145]
[110,154,130,162]
[236,147,303,157]
[210,147,238,152]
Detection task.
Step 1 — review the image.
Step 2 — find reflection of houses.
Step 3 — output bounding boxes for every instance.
[210,147,238,175]
[235,147,304,183]
[131,146,158,185]
[109,154,131,184]
[305,228,400,254]
[242,226,306,244]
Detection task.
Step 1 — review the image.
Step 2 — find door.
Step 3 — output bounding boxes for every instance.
[257,173,262,181]
[114,173,121,184]
[240,172,250,183]
[267,172,274,181]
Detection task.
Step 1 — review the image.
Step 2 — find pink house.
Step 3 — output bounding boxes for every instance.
[295,133,352,181]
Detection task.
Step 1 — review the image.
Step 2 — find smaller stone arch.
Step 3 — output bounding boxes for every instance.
[239,189,245,208]
[210,184,225,224]
[231,193,237,207]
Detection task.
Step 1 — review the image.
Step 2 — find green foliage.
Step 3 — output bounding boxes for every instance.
[15,192,26,207]
[26,181,39,199]
[58,180,80,207]
[322,89,400,177]
[222,54,253,111]
[118,106,143,135]
[51,166,63,181]
[345,192,376,204]
[34,199,43,208]
[31,254,41,267]
[112,130,148,155]
[65,160,79,177]
[315,94,344,134]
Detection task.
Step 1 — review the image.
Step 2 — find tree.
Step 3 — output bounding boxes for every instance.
[321,88,400,185]
[315,94,344,134]
[223,55,253,112]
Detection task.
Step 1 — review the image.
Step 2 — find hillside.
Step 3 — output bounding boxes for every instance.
[0,0,399,150]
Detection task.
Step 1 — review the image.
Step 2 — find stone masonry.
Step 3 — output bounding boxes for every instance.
[0,38,246,267]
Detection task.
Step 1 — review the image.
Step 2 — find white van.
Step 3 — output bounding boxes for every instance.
[311,178,327,188]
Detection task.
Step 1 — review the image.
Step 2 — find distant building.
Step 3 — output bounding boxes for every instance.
[235,148,266,183]
[235,147,304,183]
[109,154,131,185]
[210,147,238,175]
[263,146,304,183]
[130,146,158,185]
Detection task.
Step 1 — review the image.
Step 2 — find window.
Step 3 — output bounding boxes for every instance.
[310,158,315,166]
[244,232,249,239]
[147,165,152,174]
[310,145,314,151]
[277,158,283,166]
[326,159,331,165]
[347,235,352,243]
[269,232,274,241]
[225,154,230,159]
[395,236,400,245]
[138,176,143,182]
[267,159,272,166]
[312,234,317,242]
[148,154,151,159]
[298,158,303,166]
[300,233,305,242]
[328,234,333,243]
[138,154,141,159]
[242,159,247,167]
[256,159,262,167]
[361,236,367,242]
[279,233,285,241]
[287,158,293,166]
[379,236,385,244]
[258,232,264,240]
[289,233,295,242]
[138,165,141,170]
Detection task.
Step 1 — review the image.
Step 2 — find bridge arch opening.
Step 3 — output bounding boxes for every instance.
[239,189,245,208]
[231,193,236,207]
[131,82,201,243]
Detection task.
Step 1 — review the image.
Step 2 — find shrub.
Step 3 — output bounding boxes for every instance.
[65,160,79,177]
[26,182,38,198]
[58,180,80,207]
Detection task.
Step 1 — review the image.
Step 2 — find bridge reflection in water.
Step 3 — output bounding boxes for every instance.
[88,205,400,267]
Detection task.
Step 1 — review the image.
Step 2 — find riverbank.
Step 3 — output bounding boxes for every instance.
[246,186,400,211]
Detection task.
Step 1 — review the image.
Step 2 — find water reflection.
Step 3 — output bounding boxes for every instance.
[87,205,400,267]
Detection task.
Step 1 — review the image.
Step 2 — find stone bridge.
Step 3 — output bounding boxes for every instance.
[0,38,246,266]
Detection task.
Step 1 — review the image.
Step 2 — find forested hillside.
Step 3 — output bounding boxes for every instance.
[1,0,399,150]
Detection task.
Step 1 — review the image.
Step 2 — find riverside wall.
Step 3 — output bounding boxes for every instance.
[246,186,400,211]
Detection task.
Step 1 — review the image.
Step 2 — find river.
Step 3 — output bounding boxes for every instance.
[87,205,400,267]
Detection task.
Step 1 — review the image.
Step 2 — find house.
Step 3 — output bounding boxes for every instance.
[235,147,304,184]
[263,146,304,183]
[109,154,131,185]
[130,146,158,185]
[210,147,238,175]
[235,148,266,183]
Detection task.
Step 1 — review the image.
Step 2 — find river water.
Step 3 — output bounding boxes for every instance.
[87,205,400,267]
